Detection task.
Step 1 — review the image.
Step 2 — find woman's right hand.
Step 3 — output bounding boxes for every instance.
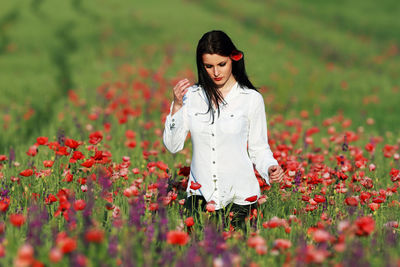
[172,78,191,115]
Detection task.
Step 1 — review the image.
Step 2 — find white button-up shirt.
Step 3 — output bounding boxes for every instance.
[162,82,278,210]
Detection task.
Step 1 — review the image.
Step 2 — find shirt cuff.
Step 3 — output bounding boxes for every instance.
[165,101,184,132]
[263,160,279,186]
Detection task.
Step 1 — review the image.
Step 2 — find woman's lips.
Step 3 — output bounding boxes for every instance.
[214,77,223,81]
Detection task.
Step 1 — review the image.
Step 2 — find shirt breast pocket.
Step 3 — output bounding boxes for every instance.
[219,111,246,134]
[188,111,211,133]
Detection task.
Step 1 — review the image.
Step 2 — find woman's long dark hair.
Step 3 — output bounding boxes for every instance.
[196,30,258,123]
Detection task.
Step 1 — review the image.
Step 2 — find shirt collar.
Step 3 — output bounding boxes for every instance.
[193,81,249,103]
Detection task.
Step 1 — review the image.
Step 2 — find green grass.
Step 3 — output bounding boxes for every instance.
[1,0,399,156]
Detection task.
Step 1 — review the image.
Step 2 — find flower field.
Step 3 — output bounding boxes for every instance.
[0,0,399,266]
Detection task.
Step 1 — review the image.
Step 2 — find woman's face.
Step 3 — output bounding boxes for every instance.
[202,53,233,88]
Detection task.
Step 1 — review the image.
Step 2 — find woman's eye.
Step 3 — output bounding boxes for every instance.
[205,65,212,69]
[219,63,226,67]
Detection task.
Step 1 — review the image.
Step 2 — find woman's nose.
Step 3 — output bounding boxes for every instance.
[213,67,219,77]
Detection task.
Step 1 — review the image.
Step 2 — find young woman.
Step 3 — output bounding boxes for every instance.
[163,30,284,231]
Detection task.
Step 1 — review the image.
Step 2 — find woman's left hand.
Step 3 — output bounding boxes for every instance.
[268,165,284,183]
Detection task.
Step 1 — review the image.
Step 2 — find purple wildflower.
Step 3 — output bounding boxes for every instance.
[293,170,302,192]
[128,194,145,229]
[9,147,15,167]
[295,235,307,267]
[108,235,119,258]
[26,204,49,247]
[176,245,200,267]
[158,250,175,267]
[342,134,348,151]
[98,168,112,191]
[57,128,65,146]
[83,179,95,228]
[202,224,226,257]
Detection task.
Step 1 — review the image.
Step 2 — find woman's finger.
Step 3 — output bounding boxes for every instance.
[173,80,190,102]
[174,79,189,93]
[176,80,190,93]
[178,84,190,97]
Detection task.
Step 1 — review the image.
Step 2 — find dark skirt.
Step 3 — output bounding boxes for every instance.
[184,195,258,232]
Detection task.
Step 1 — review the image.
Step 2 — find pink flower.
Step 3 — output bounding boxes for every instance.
[206,201,216,212]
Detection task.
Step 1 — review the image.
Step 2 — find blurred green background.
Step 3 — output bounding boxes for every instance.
[1,0,399,154]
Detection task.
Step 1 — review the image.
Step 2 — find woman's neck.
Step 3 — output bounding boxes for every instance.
[217,76,237,94]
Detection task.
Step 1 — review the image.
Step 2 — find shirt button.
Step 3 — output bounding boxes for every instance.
[171,123,175,126]
[172,118,175,122]
[212,148,215,151]
[213,161,215,164]
[213,175,216,177]
[211,133,215,136]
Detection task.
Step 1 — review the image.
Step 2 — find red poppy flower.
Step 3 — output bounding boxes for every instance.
[65,138,80,149]
[59,237,77,254]
[313,195,326,203]
[19,169,34,177]
[206,201,216,212]
[360,191,371,202]
[156,161,168,171]
[273,239,292,250]
[262,217,286,228]
[146,202,157,211]
[9,214,26,227]
[74,199,86,211]
[16,244,34,265]
[55,146,69,156]
[123,186,139,197]
[230,50,243,61]
[368,203,380,211]
[85,229,104,243]
[345,197,358,206]
[0,155,7,161]
[247,235,266,248]
[36,136,48,145]
[355,216,375,236]
[72,151,85,160]
[43,160,54,168]
[77,178,87,185]
[26,145,38,157]
[49,247,63,263]
[89,131,103,145]
[80,158,95,168]
[245,195,258,202]
[178,166,190,177]
[372,196,385,204]
[389,168,399,182]
[45,194,57,205]
[190,181,201,190]
[312,229,331,243]
[125,129,136,139]
[185,217,194,227]
[365,143,375,153]
[166,230,189,245]
[125,140,137,148]
[0,199,10,212]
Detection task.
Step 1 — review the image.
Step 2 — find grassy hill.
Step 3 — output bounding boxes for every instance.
[1,0,399,153]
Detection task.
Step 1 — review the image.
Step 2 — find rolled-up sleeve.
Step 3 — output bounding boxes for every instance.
[162,98,189,154]
[247,93,278,185]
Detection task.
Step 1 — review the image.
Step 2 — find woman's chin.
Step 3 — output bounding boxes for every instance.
[213,80,225,87]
